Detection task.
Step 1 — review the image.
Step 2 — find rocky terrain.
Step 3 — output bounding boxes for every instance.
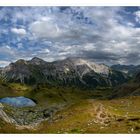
[2,96,140,134]
[0,57,128,88]
[0,57,140,133]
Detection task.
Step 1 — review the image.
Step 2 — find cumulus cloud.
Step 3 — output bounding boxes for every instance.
[1,7,140,66]
[135,10,140,23]
[30,20,63,40]
[11,28,26,36]
[0,60,10,67]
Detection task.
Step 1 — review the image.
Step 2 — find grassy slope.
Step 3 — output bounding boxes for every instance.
[2,96,140,134]
[111,82,140,98]
[0,83,14,98]
[37,96,140,134]
[1,83,140,133]
[0,83,32,98]
[0,84,140,133]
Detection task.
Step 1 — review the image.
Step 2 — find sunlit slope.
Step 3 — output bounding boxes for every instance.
[1,96,140,133]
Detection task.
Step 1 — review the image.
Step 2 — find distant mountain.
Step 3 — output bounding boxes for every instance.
[0,57,129,88]
[111,64,140,76]
[111,70,140,98]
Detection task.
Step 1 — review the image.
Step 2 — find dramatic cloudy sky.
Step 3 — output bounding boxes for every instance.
[0,7,140,66]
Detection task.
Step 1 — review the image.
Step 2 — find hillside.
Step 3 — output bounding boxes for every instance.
[111,64,140,77]
[1,95,140,134]
[0,72,140,133]
[110,71,140,98]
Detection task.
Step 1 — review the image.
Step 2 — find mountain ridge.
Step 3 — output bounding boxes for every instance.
[111,64,140,76]
[0,57,129,88]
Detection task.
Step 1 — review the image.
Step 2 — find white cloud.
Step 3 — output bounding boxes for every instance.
[38,48,50,54]
[1,7,140,65]
[0,60,10,67]
[0,45,16,59]
[127,22,135,27]
[5,45,11,50]
[30,19,63,40]
[11,28,26,36]
[44,48,50,53]
[17,43,23,49]
[135,10,140,23]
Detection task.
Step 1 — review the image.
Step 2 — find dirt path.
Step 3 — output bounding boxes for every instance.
[94,103,111,125]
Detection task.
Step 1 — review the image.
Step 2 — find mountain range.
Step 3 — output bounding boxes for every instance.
[111,64,140,77]
[0,57,129,88]
[1,57,140,133]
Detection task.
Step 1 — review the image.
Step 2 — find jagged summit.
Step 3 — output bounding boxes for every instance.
[0,57,128,87]
[61,57,110,75]
[29,57,46,65]
[15,59,27,64]
[31,57,43,61]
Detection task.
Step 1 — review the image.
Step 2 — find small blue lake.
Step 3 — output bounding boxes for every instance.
[0,96,36,107]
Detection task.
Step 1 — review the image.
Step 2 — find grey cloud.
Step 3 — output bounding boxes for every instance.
[1,7,140,66]
[121,52,140,64]
[81,50,119,60]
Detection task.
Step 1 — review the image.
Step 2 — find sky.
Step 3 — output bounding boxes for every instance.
[0,7,140,66]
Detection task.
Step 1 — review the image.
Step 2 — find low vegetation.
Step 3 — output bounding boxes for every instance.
[1,82,140,133]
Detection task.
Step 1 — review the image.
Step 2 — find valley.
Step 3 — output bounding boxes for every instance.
[0,57,140,133]
[1,85,140,134]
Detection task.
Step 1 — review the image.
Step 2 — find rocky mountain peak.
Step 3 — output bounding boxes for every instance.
[0,57,128,87]
[65,57,110,75]
[15,59,27,65]
[31,57,43,61]
[29,57,46,65]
